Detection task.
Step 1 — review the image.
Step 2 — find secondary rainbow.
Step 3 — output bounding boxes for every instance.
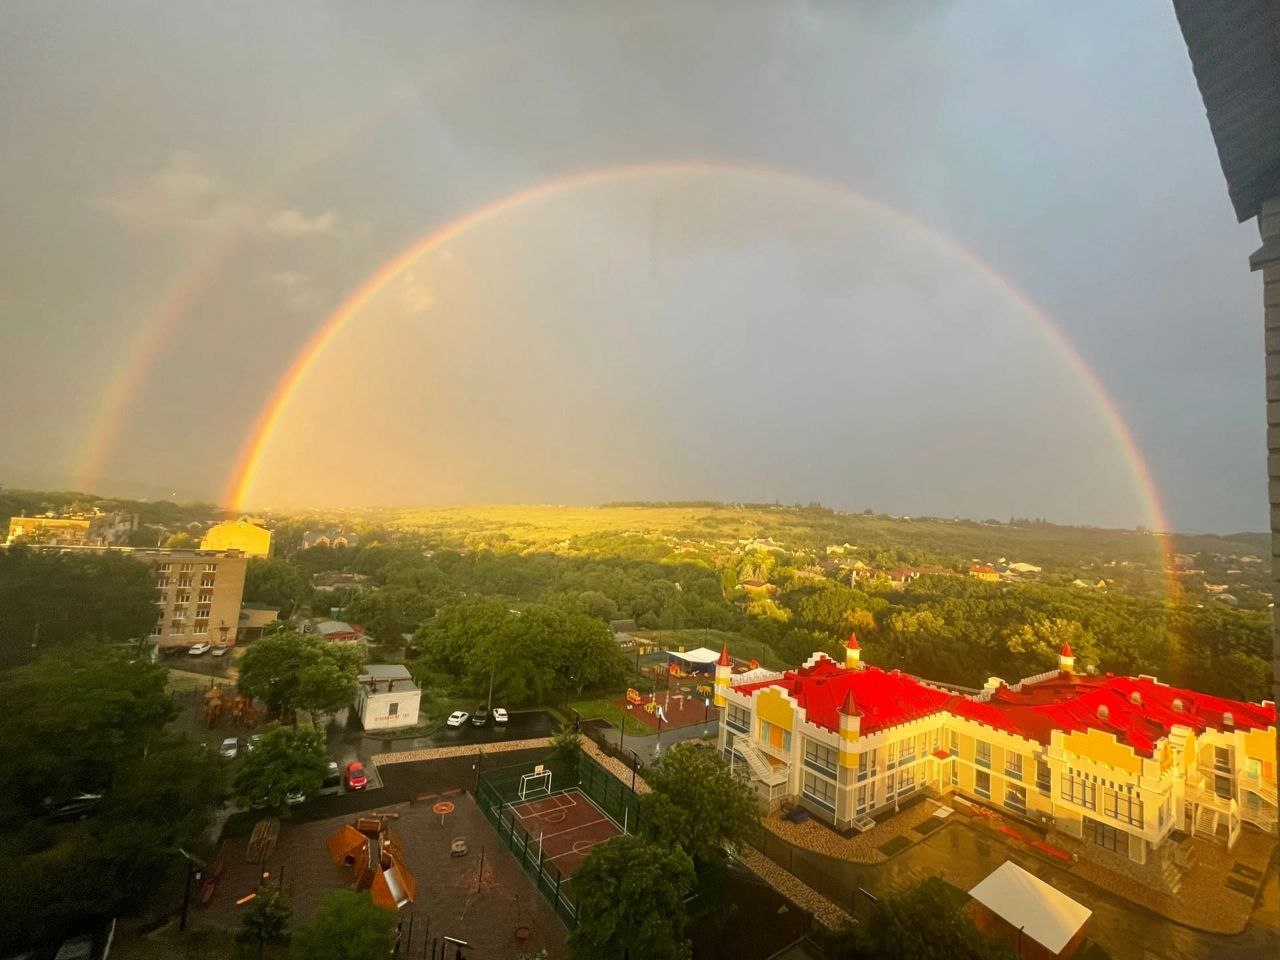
[223,160,1174,557]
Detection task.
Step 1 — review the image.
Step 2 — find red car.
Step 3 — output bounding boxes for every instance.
[344,761,368,790]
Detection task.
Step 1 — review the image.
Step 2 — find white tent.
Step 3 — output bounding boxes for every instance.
[969,861,1091,956]
[668,646,722,675]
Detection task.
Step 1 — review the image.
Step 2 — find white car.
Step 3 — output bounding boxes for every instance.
[285,789,306,806]
[492,707,509,724]
[219,737,239,759]
[446,711,470,728]
[211,644,230,657]
[188,642,212,656]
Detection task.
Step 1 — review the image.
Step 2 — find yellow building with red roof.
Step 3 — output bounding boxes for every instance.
[716,634,1276,890]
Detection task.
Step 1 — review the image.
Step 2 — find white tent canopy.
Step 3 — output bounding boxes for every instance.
[969,861,1091,955]
[668,647,721,664]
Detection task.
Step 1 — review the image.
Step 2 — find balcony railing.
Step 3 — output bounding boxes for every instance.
[803,757,838,779]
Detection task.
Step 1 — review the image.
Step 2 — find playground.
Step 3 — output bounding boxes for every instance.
[508,789,623,878]
[614,677,717,732]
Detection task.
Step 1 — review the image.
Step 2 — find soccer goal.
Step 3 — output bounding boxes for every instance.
[518,765,553,801]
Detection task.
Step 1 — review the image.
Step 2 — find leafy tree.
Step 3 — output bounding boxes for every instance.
[164,531,196,548]
[0,647,177,813]
[234,726,328,811]
[0,547,156,665]
[245,557,311,616]
[345,586,436,648]
[824,878,1013,960]
[290,890,396,960]
[551,728,582,778]
[237,630,363,721]
[237,885,291,958]
[570,834,696,960]
[557,612,629,693]
[639,744,759,867]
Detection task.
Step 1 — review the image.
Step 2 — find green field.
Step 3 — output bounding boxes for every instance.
[570,697,656,737]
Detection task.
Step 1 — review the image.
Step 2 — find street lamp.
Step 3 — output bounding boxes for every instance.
[178,847,206,931]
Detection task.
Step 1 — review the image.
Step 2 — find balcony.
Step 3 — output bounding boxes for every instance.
[803,757,838,779]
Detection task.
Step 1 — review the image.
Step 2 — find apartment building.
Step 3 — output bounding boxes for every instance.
[5,511,137,547]
[135,548,248,649]
[715,636,1276,891]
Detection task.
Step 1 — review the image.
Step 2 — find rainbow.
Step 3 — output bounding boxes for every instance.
[222,161,1174,555]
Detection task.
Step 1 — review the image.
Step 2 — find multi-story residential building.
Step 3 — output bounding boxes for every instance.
[715,636,1276,891]
[5,511,137,547]
[135,548,247,649]
[200,518,272,558]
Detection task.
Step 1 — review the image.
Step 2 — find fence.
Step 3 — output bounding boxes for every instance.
[474,748,641,927]
[744,827,878,922]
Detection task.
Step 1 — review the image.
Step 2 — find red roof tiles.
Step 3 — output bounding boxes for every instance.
[732,657,1274,757]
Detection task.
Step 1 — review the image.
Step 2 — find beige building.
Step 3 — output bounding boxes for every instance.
[135,548,248,649]
[5,511,136,547]
[355,665,421,730]
[201,519,272,558]
[716,637,1276,893]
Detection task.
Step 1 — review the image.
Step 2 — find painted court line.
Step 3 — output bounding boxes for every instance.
[513,793,578,820]
[537,816,612,845]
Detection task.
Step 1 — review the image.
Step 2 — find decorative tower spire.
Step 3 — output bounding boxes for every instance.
[1059,641,1074,674]
[713,644,732,708]
[845,631,862,670]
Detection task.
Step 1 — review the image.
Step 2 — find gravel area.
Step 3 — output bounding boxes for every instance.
[374,737,553,766]
[738,849,852,930]
[764,797,945,864]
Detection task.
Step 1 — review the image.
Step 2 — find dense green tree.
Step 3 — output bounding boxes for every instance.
[237,630,363,721]
[570,834,696,960]
[824,878,1013,960]
[289,890,396,960]
[244,558,311,616]
[234,726,328,811]
[639,744,759,866]
[236,885,291,958]
[550,728,582,778]
[345,586,436,648]
[164,531,196,548]
[0,547,156,665]
[0,648,177,814]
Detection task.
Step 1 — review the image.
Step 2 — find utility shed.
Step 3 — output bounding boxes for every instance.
[968,861,1091,960]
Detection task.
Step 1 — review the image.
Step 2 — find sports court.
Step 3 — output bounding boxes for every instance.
[507,788,624,877]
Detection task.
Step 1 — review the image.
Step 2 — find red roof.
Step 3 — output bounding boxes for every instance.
[1060,642,1073,658]
[847,632,859,650]
[733,657,1275,757]
[718,644,731,667]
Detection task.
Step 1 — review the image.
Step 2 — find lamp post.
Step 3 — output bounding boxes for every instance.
[178,847,205,932]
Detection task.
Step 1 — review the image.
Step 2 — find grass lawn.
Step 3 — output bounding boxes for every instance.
[645,628,788,671]
[571,698,655,737]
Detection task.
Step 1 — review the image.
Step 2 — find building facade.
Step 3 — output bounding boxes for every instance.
[200,519,272,558]
[135,548,248,649]
[5,511,137,547]
[355,665,421,730]
[716,637,1276,890]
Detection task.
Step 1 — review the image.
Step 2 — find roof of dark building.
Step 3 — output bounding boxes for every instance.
[1173,0,1280,222]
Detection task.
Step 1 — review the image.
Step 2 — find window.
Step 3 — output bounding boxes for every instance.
[1214,746,1231,774]
[1061,769,1096,810]
[1087,816,1122,852]
[1005,784,1027,814]
[158,563,172,573]
[725,704,750,733]
[1101,786,1143,828]
[177,577,192,588]
[897,768,915,796]
[856,748,877,782]
[759,721,792,753]
[180,563,193,572]
[204,563,217,572]
[949,730,959,757]
[885,741,898,769]
[1005,753,1023,781]
[802,772,837,812]
[1036,759,1051,795]
[155,578,169,589]
[201,577,215,588]
[388,702,399,716]
[1214,774,1232,800]
[856,784,869,813]
[899,738,917,765]
[975,741,991,769]
[949,760,957,786]
[804,740,838,777]
[199,592,213,603]
[975,770,991,799]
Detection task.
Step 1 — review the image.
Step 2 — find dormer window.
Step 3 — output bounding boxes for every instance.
[1172,698,1184,712]
[1097,705,1110,720]
[1223,712,1234,727]
[1129,691,1142,706]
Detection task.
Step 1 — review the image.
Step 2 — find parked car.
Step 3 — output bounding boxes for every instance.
[471,706,490,727]
[446,711,470,728]
[219,737,239,759]
[319,761,342,796]
[285,789,306,806]
[44,792,103,823]
[345,761,368,790]
[492,707,509,724]
[188,642,211,656]
[246,733,263,753]
[53,935,94,960]
[211,643,230,657]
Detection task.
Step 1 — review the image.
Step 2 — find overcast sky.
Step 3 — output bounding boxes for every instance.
[0,1,1264,532]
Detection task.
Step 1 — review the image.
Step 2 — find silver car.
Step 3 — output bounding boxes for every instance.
[219,737,239,759]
